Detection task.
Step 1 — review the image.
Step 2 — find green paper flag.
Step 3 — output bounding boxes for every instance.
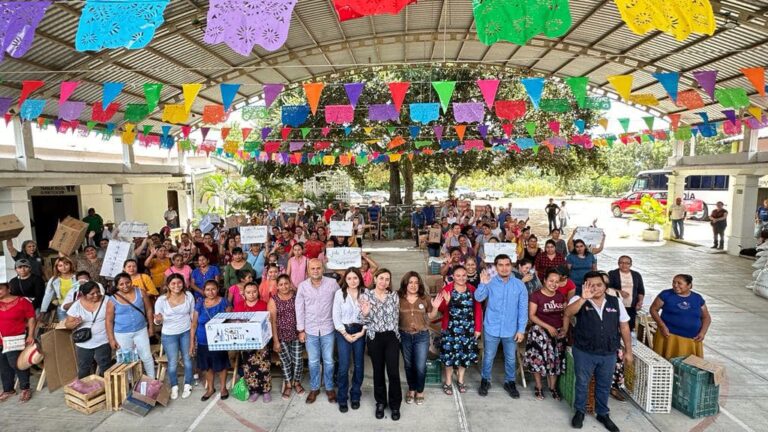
[618,118,630,133]
[432,81,456,113]
[565,77,588,107]
[715,88,751,109]
[125,104,149,123]
[540,98,570,113]
[386,126,397,135]
[244,141,260,152]
[532,145,540,155]
[341,140,354,148]
[414,140,432,149]
[143,125,153,136]
[584,97,611,110]
[606,136,616,147]
[675,126,692,141]
[300,127,311,138]
[525,121,536,137]
[356,154,368,165]
[642,116,655,130]
[143,83,163,112]
[86,121,96,132]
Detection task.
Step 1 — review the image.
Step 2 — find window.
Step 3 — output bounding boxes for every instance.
[650,174,668,190]
[627,193,639,200]
[688,175,701,189]
[633,178,648,191]
[700,176,713,189]
[714,176,728,190]
[653,192,667,200]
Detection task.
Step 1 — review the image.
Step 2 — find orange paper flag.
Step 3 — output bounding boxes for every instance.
[388,135,405,149]
[303,82,325,115]
[454,125,466,141]
[741,67,766,97]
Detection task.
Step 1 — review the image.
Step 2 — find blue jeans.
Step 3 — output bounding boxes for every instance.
[573,346,615,416]
[481,332,517,383]
[400,330,430,393]
[162,331,193,387]
[672,219,684,239]
[306,332,335,391]
[115,328,155,378]
[336,331,365,404]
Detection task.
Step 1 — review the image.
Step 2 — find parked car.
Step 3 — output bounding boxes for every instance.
[348,191,365,205]
[364,190,389,203]
[611,191,705,219]
[454,187,476,200]
[423,189,449,201]
[476,188,504,200]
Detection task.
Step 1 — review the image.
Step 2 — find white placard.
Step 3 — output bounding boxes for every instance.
[239,226,268,244]
[0,255,7,283]
[574,227,604,248]
[326,247,362,270]
[483,243,518,263]
[99,240,133,278]
[279,202,300,214]
[329,221,354,236]
[508,208,529,220]
[117,221,149,238]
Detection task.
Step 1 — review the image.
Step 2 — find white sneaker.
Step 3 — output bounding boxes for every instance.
[171,385,179,400]
[182,384,192,399]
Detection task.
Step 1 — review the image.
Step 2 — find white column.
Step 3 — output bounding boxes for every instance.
[13,117,39,171]
[664,174,686,240]
[739,127,759,160]
[668,139,685,166]
[689,136,697,156]
[110,184,135,223]
[726,175,759,255]
[0,187,33,279]
[122,144,135,170]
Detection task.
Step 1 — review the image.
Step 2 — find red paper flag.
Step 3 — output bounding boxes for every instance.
[495,100,526,121]
[668,113,681,131]
[741,67,766,97]
[19,80,45,108]
[241,128,252,141]
[502,123,514,137]
[388,82,410,113]
[181,125,191,138]
[281,127,292,140]
[264,141,281,153]
[3,113,11,126]
[221,127,231,140]
[333,0,417,21]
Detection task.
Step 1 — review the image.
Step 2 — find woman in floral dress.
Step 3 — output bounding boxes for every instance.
[234,282,272,402]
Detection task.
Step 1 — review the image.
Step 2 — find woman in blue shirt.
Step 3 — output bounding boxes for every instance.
[246,243,266,282]
[650,274,711,359]
[191,279,230,401]
[566,240,597,290]
[191,255,221,300]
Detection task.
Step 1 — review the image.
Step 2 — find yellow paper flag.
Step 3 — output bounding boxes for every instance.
[389,153,402,162]
[121,123,136,145]
[323,155,335,165]
[304,82,325,115]
[364,127,374,135]
[223,141,239,154]
[606,75,633,100]
[162,104,190,124]
[628,94,659,106]
[182,83,203,113]
[748,106,763,120]
[598,118,609,130]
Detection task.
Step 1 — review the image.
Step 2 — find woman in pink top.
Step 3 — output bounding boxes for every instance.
[164,253,192,287]
[286,243,308,289]
[226,269,253,312]
[259,265,279,301]
[360,253,379,288]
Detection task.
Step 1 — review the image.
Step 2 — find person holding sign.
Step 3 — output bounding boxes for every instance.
[474,255,528,399]
[0,283,36,403]
[333,268,367,412]
[191,280,231,401]
[295,259,340,404]
[564,271,633,432]
[234,282,273,403]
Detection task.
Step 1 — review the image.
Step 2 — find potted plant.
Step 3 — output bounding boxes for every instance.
[628,195,667,241]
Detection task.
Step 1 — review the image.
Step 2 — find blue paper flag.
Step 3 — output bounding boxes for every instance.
[344,126,352,136]
[516,137,536,149]
[440,139,459,150]
[652,72,679,102]
[20,99,46,121]
[281,105,310,127]
[698,123,717,138]
[161,125,171,137]
[160,134,175,149]
[521,78,545,110]
[102,82,124,109]
[696,112,709,124]
[220,83,241,111]
[574,119,585,134]
[409,103,440,124]
[105,123,116,136]
[76,0,170,51]
[409,126,421,139]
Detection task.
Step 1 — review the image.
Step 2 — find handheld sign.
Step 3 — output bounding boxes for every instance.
[329,221,354,236]
[508,208,529,220]
[326,247,362,270]
[428,227,442,244]
[99,240,133,278]
[484,243,518,263]
[117,221,149,238]
[574,227,604,248]
[239,226,268,244]
[279,202,300,214]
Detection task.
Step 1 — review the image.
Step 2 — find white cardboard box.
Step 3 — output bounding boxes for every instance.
[205,312,272,351]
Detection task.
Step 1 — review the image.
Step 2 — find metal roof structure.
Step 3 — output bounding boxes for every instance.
[2,0,768,129]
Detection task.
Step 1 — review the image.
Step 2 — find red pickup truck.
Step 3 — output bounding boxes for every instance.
[611,191,706,220]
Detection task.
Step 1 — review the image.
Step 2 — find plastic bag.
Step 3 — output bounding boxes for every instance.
[232,377,249,401]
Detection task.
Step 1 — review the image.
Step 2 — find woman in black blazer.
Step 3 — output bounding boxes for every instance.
[607,256,645,330]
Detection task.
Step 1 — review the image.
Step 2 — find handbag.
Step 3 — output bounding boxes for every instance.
[71,298,105,344]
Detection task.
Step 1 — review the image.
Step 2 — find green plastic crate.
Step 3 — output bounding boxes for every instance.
[558,348,576,407]
[425,360,443,386]
[670,357,720,419]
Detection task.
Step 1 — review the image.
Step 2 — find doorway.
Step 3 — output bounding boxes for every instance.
[31,195,80,250]
[166,190,179,227]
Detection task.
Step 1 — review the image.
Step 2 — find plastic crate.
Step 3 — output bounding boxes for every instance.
[670,357,720,418]
[425,359,442,386]
[557,348,595,413]
[624,343,673,413]
[428,259,442,275]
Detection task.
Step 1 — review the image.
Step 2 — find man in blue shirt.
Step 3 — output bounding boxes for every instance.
[411,207,426,247]
[367,200,381,240]
[422,202,436,225]
[755,199,768,236]
[474,254,528,399]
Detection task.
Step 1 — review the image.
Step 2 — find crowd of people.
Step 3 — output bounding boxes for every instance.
[0,197,714,432]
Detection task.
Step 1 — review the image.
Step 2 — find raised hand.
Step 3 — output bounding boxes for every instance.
[480,269,491,284]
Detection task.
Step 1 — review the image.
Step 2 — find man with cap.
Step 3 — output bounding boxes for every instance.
[102,221,115,242]
[9,259,46,313]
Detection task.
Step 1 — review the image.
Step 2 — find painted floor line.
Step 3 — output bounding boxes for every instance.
[719,406,756,432]
[452,383,470,432]
[185,393,220,432]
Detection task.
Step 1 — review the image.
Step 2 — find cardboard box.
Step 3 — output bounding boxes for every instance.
[131,375,170,407]
[50,216,88,255]
[683,355,725,385]
[205,312,272,351]
[40,321,78,392]
[0,214,24,241]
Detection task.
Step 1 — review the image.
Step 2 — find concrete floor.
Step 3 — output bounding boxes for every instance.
[3,240,766,432]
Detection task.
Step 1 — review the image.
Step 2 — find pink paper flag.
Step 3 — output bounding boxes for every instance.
[59,81,79,106]
[325,105,354,124]
[321,127,331,137]
[548,121,560,135]
[476,79,500,108]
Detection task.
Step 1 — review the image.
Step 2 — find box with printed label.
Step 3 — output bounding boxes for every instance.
[205,312,272,351]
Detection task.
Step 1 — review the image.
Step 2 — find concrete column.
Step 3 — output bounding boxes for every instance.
[13,117,38,171]
[668,139,685,166]
[110,184,135,223]
[122,143,135,170]
[739,127,759,160]
[0,187,33,279]
[689,136,696,156]
[663,174,686,240]
[726,175,759,255]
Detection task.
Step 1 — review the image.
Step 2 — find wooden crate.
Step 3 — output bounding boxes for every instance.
[104,362,143,411]
[64,375,106,415]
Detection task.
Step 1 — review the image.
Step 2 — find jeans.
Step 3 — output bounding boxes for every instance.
[336,331,365,404]
[672,219,684,239]
[306,332,335,391]
[367,331,402,410]
[573,346,615,416]
[400,330,429,393]
[0,349,29,392]
[75,343,113,379]
[548,216,558,232]
[712,222,726,248]
[115,328,155,378]
[162,331,193,387]
[559,217,567,230]
[427,245,441,258]
[481,332,518,383]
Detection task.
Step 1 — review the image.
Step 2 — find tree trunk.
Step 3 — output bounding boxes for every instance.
[448,171,461,198]
[401,157,414,205]
[388,162,402,205]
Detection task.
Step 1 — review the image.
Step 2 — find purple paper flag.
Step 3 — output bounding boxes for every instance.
[692,70,718,101]
[204,0,297,55]
[58,100,86,121]
[344,83,365,107]
[0,1,51,62]
[368,104,399,122]
[478,124,489,139]
[0,97,13,115]
[263,83,284,108]
[722,109,737,125]
[261,127,272,140]
[433,125,444,141]
[200,127,210,140]
[289,141,304,152]
[452,103,485,123]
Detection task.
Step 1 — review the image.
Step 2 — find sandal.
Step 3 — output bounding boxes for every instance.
[534,387,544,400]
[19,389,31,403]
[550,388,561,401]
[220,390,229,400]
[281,383,292,400]
[457,382,467,393]
[405,392,415,404]
[293,382,305,395]
[0,390,16,402]
[442,383,453,396]
[415,396,425,405]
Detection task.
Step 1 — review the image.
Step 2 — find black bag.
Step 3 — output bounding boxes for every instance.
[71,298,105,344]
